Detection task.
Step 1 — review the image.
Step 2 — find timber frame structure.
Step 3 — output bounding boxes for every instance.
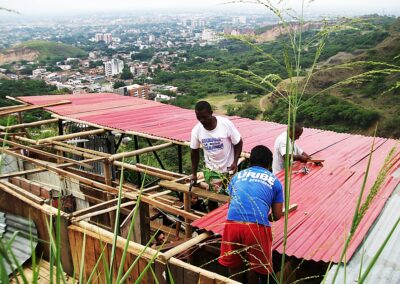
[0,99,241,283]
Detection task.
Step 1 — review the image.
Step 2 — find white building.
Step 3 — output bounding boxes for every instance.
[104,59,124,77]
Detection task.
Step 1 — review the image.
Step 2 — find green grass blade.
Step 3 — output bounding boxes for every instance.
[78,231,87,284]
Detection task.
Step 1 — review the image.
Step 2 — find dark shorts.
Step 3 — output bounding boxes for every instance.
[219,220,273,275]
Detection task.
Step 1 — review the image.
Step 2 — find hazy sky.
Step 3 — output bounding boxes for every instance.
[1,0,399,16]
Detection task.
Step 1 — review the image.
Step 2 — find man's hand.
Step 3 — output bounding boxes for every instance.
[299,155,310,163]
[227,162,238,174]
[190,174,197,185]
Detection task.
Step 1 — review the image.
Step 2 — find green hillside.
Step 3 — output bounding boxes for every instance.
[15,40,87,63]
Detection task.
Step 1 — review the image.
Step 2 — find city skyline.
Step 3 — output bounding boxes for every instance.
[1,0,400,17]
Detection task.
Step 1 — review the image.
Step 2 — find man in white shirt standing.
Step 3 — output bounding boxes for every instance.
[272,123,311,175]
[190,101,243,210]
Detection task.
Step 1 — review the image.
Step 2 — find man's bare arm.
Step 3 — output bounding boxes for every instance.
[191,148,200,183]
[229,138,243,172]
[270,202,283,221]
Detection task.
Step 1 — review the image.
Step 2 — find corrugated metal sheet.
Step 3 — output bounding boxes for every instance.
[0,211,38,275]
[326,185,400,283]
[17,93,400,263]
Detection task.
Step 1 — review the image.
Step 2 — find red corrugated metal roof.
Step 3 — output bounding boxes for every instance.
[18,93,400,263]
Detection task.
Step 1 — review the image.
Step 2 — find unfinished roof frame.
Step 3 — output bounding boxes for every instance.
[0,101,236,283]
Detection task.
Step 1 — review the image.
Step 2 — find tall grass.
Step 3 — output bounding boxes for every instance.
[191,0,400,283]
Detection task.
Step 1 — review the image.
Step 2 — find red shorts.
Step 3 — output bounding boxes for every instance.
[218,220,273,275]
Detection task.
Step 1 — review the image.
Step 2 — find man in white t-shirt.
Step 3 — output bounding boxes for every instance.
[272,123,311,175]
[190,101,243,207]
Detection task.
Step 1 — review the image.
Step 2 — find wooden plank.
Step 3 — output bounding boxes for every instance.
[154,261,167,284]
[0,181,44,204]
[167,263,184,284]
[0,100,70,116]
[159,181,230,203]
[184,269,200,284]
[70,230,83,281]
[199,274,215,284]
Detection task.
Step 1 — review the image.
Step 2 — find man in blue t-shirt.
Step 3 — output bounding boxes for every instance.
[219,145,283,283]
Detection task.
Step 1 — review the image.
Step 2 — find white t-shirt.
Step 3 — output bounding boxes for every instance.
[272,131,303,174]
[190,116,241,173]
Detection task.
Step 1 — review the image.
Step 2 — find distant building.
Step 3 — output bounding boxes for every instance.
[104,59,124,77]
[32,68,47,79]
[116,84,150,99]
[130,63,148,77]
[148,34,155,43]
[95,33,113,44]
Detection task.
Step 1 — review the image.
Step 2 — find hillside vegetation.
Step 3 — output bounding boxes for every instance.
[155,15,399,138]
[0,40,87,64]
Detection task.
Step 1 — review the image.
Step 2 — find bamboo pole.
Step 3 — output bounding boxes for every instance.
[73,201,136,222]
[108,142,173,162]
[161,232,211,261]
[113,161,177,181]
[0,100,71,116]
[37,128,105,144]
[51,141,110,157]
[4,118,59,131]
[0,157,106,179]
[136,163,186,179]
[141,195,199,221]
[159,180,230,203]
[184,191,192,239]
[0,138,94,169]
[0,147,129,197]
[71,198,120,217]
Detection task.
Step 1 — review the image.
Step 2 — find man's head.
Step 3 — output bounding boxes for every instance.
[250,145,273,169]
[289,123,303,140]
[195,101,213,129]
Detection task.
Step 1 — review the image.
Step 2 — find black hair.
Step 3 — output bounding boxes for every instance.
[294,123,303,133]
[250,145,273,168]
[195,101,212,112]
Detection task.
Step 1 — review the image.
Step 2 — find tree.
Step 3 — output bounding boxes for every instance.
[120,65,133,80]
[114,81,126,89]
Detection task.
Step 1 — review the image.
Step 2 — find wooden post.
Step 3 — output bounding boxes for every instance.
[133,135,141,187]
[184,192,192,239]
[103,159,116,230]
[177,145,183,174]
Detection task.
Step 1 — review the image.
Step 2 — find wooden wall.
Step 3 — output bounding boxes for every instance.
[68,224,236,284]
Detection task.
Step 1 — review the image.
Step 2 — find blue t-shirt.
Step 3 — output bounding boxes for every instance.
[227,166,284,227]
